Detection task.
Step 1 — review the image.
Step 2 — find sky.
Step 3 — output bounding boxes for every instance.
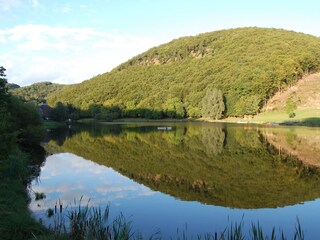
[1,0,320,86]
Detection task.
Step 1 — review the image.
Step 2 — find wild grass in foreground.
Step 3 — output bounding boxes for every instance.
[35,199,305,240]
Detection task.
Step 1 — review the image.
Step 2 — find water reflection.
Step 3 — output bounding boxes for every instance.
[261,127,320,167]
[31,123,320,238]
[201,127,226,155]
[43,123,320,209]
[30,153,155,207]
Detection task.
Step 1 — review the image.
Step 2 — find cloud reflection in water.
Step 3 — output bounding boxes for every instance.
[30,153,156,213]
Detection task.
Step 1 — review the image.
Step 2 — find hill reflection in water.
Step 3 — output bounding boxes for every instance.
[31,122,320,238]
[43,123,320,209]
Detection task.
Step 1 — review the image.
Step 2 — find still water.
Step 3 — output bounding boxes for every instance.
[30,122,320,238]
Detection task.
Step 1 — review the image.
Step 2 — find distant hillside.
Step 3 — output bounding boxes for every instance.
[11,82,66,103]
[265,72,320,111]
[6,83,20,90]
[47,27,320,118]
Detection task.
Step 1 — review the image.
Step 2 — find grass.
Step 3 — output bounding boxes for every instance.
[44,120,66,128]
[80,108,320,127]
[255,109,320,123]
[31,199,306,240]
[35,192,46,201]
[217,109,320,126]
[114,118,188,123]
[286,117,320,127]
[76,118,97,123]
[0,148,48,240]
[77,117,189,125]
[36,198,136,240]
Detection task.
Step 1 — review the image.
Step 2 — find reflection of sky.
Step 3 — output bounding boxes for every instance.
[30,153,320,239]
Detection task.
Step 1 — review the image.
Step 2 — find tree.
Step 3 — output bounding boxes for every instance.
[0,66,7,97]
[202,127,225,155]
[0,67,44,145]
[235,95,261,115]
[50,102,68,121]
[201,88,225,120]
[164,97,186,118]
[0,66,11,148]
[8,96,44,144]
[285,98,297,118]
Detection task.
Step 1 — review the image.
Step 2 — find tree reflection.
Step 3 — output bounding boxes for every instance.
[201,127,225,155]
[44,123,320,209]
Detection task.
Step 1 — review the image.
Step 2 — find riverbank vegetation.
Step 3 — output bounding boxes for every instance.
[0,66,48,239]
[35,200,306,240]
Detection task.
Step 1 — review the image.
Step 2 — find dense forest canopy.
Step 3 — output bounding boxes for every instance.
[17,28,320,118]
[10,82,66,104]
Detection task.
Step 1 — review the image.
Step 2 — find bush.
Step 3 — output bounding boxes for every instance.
[289,112,296,118]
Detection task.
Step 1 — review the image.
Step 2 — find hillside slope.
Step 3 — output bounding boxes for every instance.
[265,72,320,111]
[47,27,320,118]
[11,82,66,103]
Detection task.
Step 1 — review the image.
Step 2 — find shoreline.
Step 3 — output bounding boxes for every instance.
[75,116,320,127]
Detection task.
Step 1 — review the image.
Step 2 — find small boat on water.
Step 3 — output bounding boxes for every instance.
[157,126,173,131]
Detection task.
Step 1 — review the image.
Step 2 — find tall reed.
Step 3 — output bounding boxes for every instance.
[42,198,305,240]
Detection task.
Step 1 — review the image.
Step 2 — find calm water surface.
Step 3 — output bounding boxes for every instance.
[30,122,320,238]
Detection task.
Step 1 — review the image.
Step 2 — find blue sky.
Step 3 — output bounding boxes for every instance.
[1,0,320,86]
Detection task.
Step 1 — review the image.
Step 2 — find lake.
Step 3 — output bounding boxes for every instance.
[29,122,320,239]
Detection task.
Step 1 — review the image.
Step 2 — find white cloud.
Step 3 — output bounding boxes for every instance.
[0,0,21,11]
[61,5,71,13]
[0,36,6,43]
[96,185,140,194]
[0,24,159,86]
[31,0,39,9]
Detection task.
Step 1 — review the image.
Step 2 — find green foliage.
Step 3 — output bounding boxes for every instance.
[11,81,66,104]
[8,96,45,144]
[0,66,8,97]
[0,66,47,239]
[285,98,297,118]
[201,127,225,155]
[35,192,46,201]
[238,95,261,116]
[96,106,122,121]
[0,67,45,144]
[289,112,296,118]
[50,102,68,121]
[47,208,54,218]
[47,28,320,118]
[0,147,48,240]
[201,88,224,119]
[164,97,186,118]
[6,83,20,90]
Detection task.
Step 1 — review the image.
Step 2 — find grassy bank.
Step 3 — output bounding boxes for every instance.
[44,120,66,129]
[252,109,320,125]
[199,109,320,127]
[0,147,48,239]
[74,107,320,127]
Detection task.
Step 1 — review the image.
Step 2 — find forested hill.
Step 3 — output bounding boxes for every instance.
[47,27,320,118]
[11,82,66,104]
